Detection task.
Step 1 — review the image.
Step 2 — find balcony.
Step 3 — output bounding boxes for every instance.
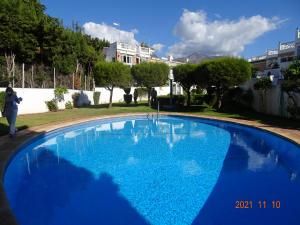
[267,49,278,56]
[118,43,136,51]
[140,47,150,53]
[248,55,266,62]
[279,41,295,51]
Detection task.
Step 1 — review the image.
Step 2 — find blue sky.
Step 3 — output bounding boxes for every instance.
[41,0,300,59]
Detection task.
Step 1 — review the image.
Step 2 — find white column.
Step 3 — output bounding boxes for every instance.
[22,63,25,88]
[31,65,34,88]
[53,68,56,89]
[12,64,15,88]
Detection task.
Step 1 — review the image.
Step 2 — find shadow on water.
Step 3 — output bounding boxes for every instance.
[191,124,300,225]
[8,150,150,225]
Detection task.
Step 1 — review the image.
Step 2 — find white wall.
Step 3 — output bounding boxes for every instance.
[94,86,173,104]
[0,86,176,115]
[0,88,94,115]
[241,79,300,118]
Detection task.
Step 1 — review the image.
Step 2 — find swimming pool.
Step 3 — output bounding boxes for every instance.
[3,115,300,225]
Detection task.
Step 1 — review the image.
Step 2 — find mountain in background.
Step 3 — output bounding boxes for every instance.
[175,52,220,63]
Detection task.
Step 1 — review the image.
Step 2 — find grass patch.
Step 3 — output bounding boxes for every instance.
[0,103,299,136]
[0,103,155,136]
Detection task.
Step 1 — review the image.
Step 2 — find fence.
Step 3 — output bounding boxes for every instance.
[0,63,94,90]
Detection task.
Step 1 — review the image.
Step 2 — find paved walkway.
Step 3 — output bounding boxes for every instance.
[0,113,299,225]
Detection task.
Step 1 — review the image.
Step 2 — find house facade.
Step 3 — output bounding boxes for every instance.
[103,42,182,67]
[248,28,300,79]
[103,42,154,66]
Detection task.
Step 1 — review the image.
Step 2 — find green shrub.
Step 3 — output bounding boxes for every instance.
[45,99,58,112]
[254,77,272,91]
[65,101,73,109]
[124,94,132,104]
[0,91,5,116]
[241,89,254,105]
[72,93,80,107]
[93,91,101,105]
[287,105,300,118]
[54,86,68,102]
[191,93,204,105]
[222,87,254,110]
[0,76,9,87]
[123,88,132,104]
[157,95,185,108]
[204,94,217,107]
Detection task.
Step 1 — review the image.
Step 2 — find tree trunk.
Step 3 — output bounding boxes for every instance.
[148,88,151,106]
[215,88,223,111]
[75,59,81,89]
[109,87,114,108]
[187,90,191,107]
[31,65,34,88]
[5,52,15,85]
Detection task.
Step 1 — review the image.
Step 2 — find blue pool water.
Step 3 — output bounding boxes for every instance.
[3,115,300,225]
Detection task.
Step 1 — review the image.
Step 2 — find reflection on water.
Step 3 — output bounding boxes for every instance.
[4,116,300,225]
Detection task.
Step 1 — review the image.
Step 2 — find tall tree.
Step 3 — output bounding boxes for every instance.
[281,61,300,118]
[132,62,169,106]
[198,57,252,110]
[94,62,132,108]
[0,0,110,88]
[173,64,198,106]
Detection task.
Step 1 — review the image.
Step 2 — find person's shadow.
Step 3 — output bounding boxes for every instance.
[8,150,150,225]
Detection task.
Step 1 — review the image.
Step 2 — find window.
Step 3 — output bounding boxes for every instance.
[136,58,140,64]
[280,58,287,63]
[123,55,127,63]
[112,57,116,62]
[127,56,132,64]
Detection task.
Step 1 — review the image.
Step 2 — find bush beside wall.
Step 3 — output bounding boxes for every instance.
[93,91,101,105]
[45,99,58,112]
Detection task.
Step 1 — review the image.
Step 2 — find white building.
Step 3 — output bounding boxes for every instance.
[248,28,300,80]
[103,42,155,66]
[103,42,183,67]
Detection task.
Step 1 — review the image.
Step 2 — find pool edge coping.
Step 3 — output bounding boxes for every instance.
[0,112,299,225]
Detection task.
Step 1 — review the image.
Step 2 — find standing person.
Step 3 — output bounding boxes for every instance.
[3,87,22,137]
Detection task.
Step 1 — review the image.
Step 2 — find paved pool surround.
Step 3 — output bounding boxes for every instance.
[0,113,299,225]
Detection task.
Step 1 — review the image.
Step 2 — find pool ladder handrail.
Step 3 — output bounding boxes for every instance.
[157,100,160,119]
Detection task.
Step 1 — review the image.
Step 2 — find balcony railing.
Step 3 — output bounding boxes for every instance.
[248,55,266,62]
[118,43,136,51]
[279,41,295,51]
[267,49,278,56]
[140,47,150,53]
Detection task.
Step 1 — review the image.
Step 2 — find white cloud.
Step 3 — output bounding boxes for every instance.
[152,43,164,52]
[168,9,282,58]
[83,22,138,45]
[131,28,139,34]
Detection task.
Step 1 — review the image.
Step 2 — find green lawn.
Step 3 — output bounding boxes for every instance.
[0,103,299,136]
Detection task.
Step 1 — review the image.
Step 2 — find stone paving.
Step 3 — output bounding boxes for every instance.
[0,113,299,225]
